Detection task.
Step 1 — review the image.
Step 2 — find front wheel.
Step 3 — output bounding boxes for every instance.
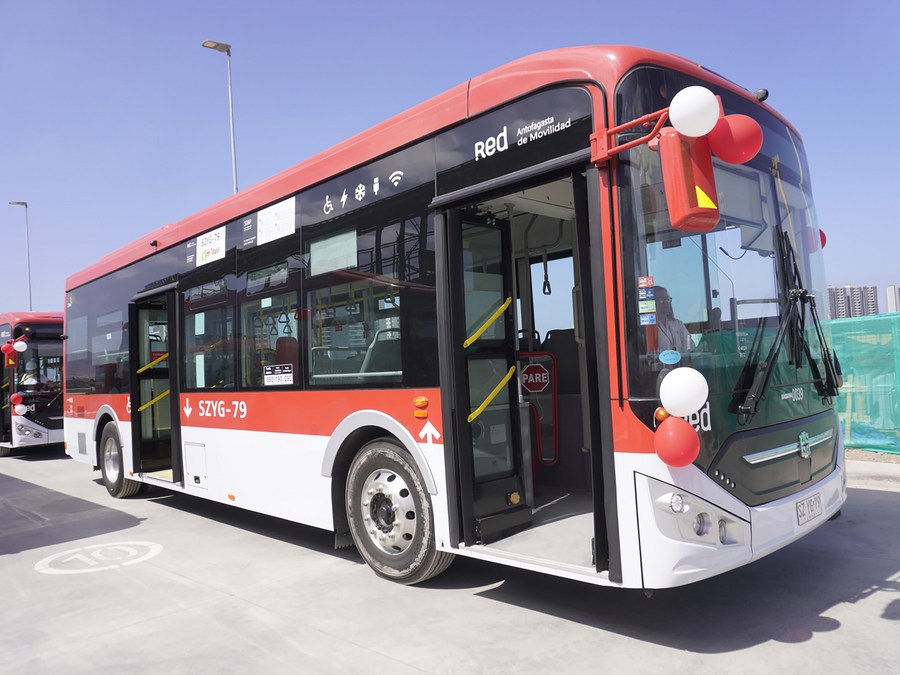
[346,439,453,585]
[99,424,142,498]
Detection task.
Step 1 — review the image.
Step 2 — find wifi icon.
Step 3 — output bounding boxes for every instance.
[389,170,404,187]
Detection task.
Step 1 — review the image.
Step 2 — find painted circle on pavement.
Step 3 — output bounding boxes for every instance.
[34,541,163,575]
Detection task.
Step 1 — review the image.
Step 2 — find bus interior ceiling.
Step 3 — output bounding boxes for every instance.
[477,176,597,569]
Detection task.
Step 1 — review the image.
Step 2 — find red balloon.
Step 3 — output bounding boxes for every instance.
[9,393,23,406]
[0,343,13,355]
[654,416,700,467]
[708,114,763,164]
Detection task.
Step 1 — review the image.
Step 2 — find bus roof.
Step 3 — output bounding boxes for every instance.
[66,45,787,291]
[0,312,63,327]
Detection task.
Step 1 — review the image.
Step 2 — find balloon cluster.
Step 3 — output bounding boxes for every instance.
[3,339,30,416]
[654,367,709,467]
[0,340,28,355]
[9,393,28,416]
[668,86,763,164]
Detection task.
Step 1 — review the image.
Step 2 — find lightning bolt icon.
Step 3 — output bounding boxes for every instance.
[340,189,348,208]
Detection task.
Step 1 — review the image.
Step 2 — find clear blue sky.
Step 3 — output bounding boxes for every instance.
[2,0,897,314]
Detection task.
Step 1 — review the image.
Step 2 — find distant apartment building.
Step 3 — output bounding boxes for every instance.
[827,285,879,319]
[886,285,900,313]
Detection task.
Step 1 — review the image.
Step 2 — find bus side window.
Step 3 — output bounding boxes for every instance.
[307,280,402,386]
[183,305,235,390]
[240,291,299,388]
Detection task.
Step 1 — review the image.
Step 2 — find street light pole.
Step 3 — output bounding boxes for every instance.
[201,40,238,194]
[8,201,32,311]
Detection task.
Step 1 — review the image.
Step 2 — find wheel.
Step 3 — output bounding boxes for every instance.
[99,424,142,498]
[346,439,453,584]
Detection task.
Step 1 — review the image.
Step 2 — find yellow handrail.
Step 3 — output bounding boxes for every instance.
[137,389,170,413]
[467,365,516,423]
[136,352,169,374]
[463,297,512,348]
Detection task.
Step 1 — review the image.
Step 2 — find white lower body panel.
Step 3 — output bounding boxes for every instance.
[616,433,847,589]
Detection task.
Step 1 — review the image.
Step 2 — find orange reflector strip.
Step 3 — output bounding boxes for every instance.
[414,410,428,419]
[228,494,236,501]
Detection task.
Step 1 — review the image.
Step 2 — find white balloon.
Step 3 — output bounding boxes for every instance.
[14,404,28,416]
[13,341,28,352]
[659,367,709,417]
[669,86,720,138]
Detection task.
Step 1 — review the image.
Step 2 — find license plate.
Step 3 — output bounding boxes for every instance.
[796,492,823,526]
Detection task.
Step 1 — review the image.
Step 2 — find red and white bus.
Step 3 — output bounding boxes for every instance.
[2,312,65,456]
[64,46,844,589]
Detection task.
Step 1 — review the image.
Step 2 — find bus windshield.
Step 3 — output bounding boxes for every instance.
[617,67,833,463]
[17,337,64,393]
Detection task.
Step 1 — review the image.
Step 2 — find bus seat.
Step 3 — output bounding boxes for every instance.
[275,336,299,366]
[361,329,401,373]
[542,328,578,395]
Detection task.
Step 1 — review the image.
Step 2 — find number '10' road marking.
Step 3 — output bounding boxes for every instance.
[34,541,163,575]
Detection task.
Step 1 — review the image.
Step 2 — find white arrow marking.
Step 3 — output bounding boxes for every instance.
[183,399,192,418]
[418,420,441,445]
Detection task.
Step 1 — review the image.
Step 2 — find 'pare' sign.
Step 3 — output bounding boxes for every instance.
[521,363,550,393]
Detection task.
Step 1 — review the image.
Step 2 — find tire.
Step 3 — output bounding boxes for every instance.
[99,424,142,498]
[346,439,453,585]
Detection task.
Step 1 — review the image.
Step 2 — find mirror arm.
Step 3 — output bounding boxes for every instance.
[590,108,670,165]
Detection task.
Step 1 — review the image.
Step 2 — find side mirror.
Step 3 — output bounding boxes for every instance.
[658,128,720,232]
[2,342,18,369]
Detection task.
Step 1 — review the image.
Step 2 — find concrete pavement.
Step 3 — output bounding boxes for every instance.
[1,449,899,674]
[845,458,900,491]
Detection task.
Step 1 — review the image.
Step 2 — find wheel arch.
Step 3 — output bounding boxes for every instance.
[323,411,437,548]
[321,410,436,493]
[92,405,120,463]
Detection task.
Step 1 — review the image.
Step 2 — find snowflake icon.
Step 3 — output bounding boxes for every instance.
[355,183,366,201]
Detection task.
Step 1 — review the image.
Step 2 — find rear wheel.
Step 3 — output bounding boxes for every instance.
[99,424,142,498]
[346,439,453,584]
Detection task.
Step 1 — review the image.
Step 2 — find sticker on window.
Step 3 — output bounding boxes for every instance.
[659,349,682,365]
[264,364,294,386]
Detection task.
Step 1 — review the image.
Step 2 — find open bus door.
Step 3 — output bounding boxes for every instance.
[444,209,533,545]
[439,172,616,574]
[129,290,182,483]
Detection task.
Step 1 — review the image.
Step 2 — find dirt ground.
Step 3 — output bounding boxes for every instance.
[846,448,900,464]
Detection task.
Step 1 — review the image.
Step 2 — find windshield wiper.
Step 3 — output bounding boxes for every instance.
[735,230,839,422]
[736,285,802,420]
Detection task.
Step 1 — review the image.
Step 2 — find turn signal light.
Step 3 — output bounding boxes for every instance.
[413,396,429,419]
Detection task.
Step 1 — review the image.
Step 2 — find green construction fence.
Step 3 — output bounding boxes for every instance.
[829,313,900,455]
